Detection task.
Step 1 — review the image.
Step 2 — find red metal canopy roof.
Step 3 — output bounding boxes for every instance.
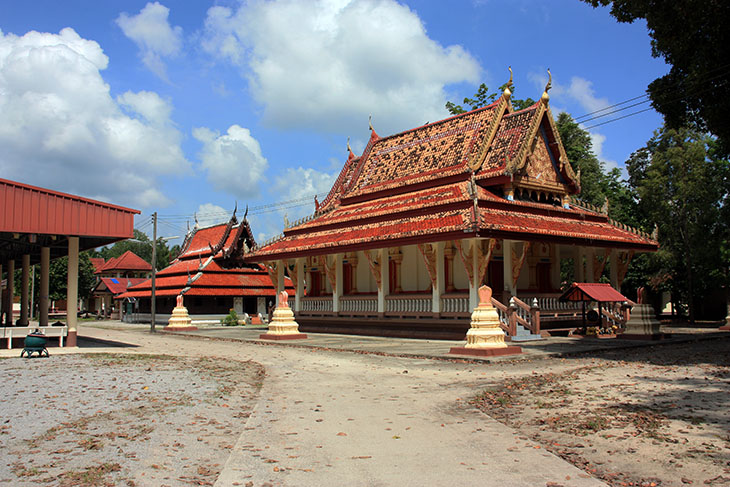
[559,283,628,303]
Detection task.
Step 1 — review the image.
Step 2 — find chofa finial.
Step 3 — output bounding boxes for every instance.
[368,115,374,132]
[541,68,552,104]
[503,66,514,98]
[347,136,352,153]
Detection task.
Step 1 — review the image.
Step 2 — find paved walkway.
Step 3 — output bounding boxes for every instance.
[4,322,726,486]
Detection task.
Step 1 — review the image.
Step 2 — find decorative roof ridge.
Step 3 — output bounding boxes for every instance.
[177,225,198,257]
[468,94,512,172]
[542,104,579,188]
[376,99,502,145]
[340,129,381,199]
[504,101,547,176]
[207,210,237,257]
[318,148,362,210]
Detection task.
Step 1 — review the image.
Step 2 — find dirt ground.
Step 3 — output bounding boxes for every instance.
[0,353,264,486]
[473,337,730,487]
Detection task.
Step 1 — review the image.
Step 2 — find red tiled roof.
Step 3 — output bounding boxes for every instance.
[560,282,628,303]
[99,250,151,272]
[89,257,105,273]
[95,277,148,295]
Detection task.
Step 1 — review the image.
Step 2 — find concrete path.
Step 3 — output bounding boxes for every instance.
[72,324,605,487]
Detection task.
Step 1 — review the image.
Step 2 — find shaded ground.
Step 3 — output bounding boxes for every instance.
[473,337,730,486]
[0,354,263,486]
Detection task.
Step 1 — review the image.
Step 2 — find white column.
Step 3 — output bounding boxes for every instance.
[610,249,619,289]
[585,247,595,282]
[468,239,479,310]
[5,259,15,326]
[378,248,389,314]
[40,247,50,327]
[0,263,3,325]
[20,254,30,325]
[66,236,79,346]
[276,260,285,305]
[333,254,342,313]
[503,239,514,298]
[550,244,561,290]
[432,242,444,313]
[295,258,304,312]
[574,246,584,282]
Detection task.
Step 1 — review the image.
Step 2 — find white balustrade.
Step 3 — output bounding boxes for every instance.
[300,298,333,313]
[440,296,469,314]
[386,296,431,314]
[340,297,377,313]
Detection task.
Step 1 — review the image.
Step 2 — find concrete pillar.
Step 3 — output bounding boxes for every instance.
[20,254,30,326]
[0,263,3,326]
[333,254,342,313]
[66,236,79,346]
[295,258,304,312]
[40,247,50,327]
[585,247,595,282]
[610,248,619,290]
[378,248,389,314]
[503,240,514,298]
[574,246,584,282]
[550,244,561,290]
[276,260,285,305]
[432,242,445,313]
[5,259,15,326]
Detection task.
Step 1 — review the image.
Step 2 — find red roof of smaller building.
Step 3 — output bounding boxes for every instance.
[96,277,148,295]
[89,257,105,273]
[96,251,151,274]
[560,283,628,303]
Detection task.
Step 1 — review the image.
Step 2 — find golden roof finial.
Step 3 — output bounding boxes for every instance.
[347,136,352,153]
[503,66,514,98]
[368,114,374,132]
[541,68,552,104]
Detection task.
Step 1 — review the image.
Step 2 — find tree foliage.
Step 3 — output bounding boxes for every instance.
[48,251,97,302]
[446,83,536,115]
[89,229,176,271]
[626,126,729,322]
[582,0,730,155]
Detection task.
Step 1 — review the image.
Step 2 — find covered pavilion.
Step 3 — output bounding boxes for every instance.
[0,178,139,347]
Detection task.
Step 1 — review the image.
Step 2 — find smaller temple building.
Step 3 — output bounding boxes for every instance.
[120,211,293,325]
[90,250,151,318]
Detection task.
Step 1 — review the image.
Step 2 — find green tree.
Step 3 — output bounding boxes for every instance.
[90,229,174,271]
[48,251,97,302]
[626,126,729,322]
[446,83,536,115]
[582,0,730,155]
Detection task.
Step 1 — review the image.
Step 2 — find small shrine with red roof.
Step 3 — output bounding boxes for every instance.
[90,250,151,318]
[121,209,293,324]
[245,70,658,340]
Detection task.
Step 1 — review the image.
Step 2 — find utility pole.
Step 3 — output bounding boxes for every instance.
[151,212,157,332]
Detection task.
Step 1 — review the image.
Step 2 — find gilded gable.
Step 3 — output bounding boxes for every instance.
[524,129,564,186]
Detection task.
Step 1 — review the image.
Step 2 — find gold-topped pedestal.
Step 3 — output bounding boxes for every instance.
[450,285,522,357]
[260,291,307,340]
[164,294,197,331]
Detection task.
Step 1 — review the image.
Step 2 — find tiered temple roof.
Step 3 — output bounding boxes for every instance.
[248,84,657,262]
[122,213,292,300]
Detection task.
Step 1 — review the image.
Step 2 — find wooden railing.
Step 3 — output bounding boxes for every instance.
[512,296,540,336]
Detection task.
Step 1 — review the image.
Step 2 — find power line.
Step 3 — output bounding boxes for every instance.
[584,107,654,130]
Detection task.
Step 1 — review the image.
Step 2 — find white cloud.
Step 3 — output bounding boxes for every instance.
[0,28,190,208]
[202,0,481,135]
[251,166,337,242]
[195,203,232,228]
[193,124,268,199]
[116,2,182,80]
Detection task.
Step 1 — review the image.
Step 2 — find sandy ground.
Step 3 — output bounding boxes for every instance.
[0,354,263,486]
[1,325,728,486]
[473,337,730,486]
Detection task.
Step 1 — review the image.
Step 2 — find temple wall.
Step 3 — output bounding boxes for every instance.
[400,245,430,293]
[452,241,469,291]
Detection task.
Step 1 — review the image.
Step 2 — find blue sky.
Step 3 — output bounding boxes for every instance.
[0,0,668,244]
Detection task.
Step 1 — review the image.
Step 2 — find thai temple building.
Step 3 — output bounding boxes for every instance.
[121,211,293,324]
[245,73,658,339]
[90,250,151,318]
